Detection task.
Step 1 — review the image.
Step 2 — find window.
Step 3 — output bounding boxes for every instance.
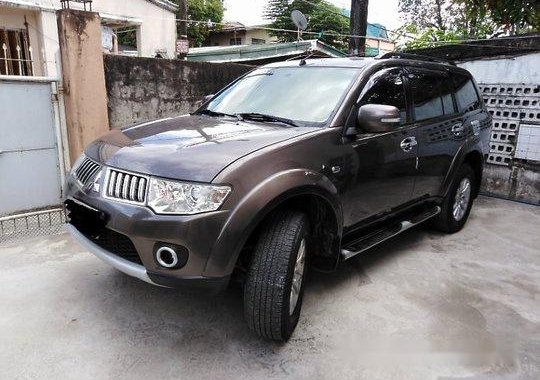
[206,67,360,125]
[229,37,242,46]
[453,73,481,113]
[408,69,445,121]
[0,28,34,76]
[358,68,407,124]
[441,75,456,115]
[251,38,266,45]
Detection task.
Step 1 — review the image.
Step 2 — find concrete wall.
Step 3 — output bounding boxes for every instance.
[458,53,540,204]
[57,9,109,164]
[104,55,252,129]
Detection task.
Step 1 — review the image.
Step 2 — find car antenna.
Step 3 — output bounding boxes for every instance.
[299,48,315,66]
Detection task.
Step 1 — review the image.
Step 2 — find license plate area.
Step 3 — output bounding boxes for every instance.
[64,199,109,237]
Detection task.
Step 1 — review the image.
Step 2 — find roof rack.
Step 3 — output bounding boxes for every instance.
[378,52,456,66]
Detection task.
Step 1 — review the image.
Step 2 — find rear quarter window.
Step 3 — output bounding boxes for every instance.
[453,73,481,113]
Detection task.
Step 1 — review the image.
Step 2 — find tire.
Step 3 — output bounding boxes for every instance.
[431,163,476,233]
[243,210,309,341]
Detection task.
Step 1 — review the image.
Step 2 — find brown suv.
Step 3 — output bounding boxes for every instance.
[65,54,491,341]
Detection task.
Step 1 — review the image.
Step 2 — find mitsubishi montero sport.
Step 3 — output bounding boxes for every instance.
[65,54,491,341]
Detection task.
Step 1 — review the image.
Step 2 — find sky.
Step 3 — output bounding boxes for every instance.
[223,0,402,31]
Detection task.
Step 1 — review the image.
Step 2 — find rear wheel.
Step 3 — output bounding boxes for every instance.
[243,210,309,341]
[431,164,475,233]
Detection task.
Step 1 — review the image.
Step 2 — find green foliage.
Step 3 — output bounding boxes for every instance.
[398,0,539,49]
[171,0,225,47]
[264,0,350,51]
[116,27,137,49]
[484,0,540,34]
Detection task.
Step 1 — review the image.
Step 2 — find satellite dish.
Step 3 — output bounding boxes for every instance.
[291,10,308,31]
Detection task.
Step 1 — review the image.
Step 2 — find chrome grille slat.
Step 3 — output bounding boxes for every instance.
[105,168,148,205]
[129,177,137,201]
[74,158,101,186]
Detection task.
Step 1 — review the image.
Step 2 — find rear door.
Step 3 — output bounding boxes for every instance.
[343,67,418,225]
[405,67,464,199]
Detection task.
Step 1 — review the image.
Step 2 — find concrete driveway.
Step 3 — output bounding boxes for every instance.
[1,196,538,380]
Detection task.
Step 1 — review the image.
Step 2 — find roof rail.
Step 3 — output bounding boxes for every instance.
[378,52,456,66]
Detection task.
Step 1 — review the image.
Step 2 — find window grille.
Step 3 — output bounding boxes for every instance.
[0,29,34,76]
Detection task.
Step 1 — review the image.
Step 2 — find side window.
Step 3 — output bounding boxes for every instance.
[358,69,407,124]
[408,69,445,121]
[441,75,456,115]
[453,73,481,113]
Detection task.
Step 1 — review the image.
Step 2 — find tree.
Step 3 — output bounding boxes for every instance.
[483,0,539,34]
[349,0,369,55]
[398,0,539,49]
[171,0,225,47]
[264,0,350,51]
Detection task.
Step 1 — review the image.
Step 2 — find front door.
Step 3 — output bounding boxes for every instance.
[343,67,417,226]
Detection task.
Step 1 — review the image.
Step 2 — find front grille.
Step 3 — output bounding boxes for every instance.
[105,168,148,204]
[65,199,143,265]
[75,158,101,186]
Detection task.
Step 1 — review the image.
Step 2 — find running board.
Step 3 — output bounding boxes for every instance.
[341,206,441,260]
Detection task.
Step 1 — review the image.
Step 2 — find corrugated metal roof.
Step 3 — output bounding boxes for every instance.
[187,39,347,63]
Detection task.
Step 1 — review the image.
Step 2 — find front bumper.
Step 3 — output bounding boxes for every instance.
[65,174,232,293]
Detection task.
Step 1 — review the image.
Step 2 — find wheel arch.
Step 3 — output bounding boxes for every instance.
[203,169,343,277]
[441,145,484,199]
[462,150,483,198]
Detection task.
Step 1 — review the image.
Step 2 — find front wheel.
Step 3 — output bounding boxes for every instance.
[431,163,476,233]
[243,210,309,341]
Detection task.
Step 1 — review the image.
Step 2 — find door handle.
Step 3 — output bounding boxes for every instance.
[400,137,417,152]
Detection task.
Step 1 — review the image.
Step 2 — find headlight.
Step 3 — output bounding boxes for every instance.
[147,178,231,215]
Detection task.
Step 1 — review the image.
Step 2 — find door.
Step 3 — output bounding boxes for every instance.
[344,67,418,226]
[0,80,62,216]
[405,68,464,199]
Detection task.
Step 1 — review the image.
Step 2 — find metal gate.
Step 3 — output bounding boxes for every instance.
[0,78,64,217]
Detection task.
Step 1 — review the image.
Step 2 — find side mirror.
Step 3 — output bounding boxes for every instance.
[357,104,401,133]
[203,94,215,103]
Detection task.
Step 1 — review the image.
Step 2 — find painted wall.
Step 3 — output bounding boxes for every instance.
[57,9,109,164]
[104,55,253,129]
[458,53,540,84]
[1,0,177,62]
[208,28,279,46]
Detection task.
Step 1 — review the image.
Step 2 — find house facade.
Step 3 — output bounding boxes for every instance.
[206,22,395,56]
[0,0,178,78]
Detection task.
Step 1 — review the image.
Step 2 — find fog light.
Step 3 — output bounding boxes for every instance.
[154,244,188,269]
[155,247,178,268]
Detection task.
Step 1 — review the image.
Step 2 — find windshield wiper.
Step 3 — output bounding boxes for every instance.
[196,109,241,120]
[236,113,300,128]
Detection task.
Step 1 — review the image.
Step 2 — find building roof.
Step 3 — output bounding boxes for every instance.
[144,0,178,12]
[187,39,347,64]
[0,0,178,13]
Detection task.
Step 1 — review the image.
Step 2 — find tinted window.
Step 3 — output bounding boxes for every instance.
[441,75,456,115]
[454,73,481,112]
[359,69,407,124]
[408,69,444,121]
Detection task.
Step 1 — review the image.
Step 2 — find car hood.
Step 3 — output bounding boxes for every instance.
[85,115,316,182]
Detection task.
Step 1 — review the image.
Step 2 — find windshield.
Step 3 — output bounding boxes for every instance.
[203,67,360,126]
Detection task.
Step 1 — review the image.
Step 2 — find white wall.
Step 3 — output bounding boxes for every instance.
[458,53,540,84]
[2,0,177,59]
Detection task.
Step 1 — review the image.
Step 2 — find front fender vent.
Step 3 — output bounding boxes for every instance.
[104,168,148,205]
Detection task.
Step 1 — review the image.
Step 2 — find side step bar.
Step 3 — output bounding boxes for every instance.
[341,206,441,261]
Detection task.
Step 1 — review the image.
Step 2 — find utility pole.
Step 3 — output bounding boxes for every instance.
[176,0,188,59]
[349,0,369,56]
